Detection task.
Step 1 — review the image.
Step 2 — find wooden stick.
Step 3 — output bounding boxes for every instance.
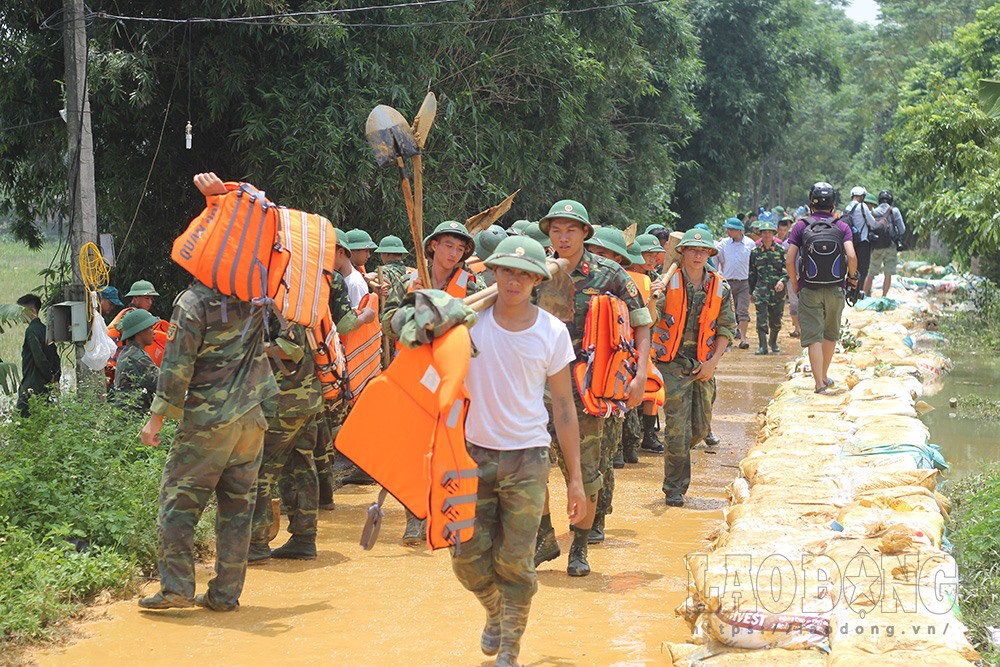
[464,258,569,312]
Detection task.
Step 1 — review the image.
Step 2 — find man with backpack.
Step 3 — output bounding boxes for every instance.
[843,186,876,295]
[785,182,858,394]
[867,190,907,298]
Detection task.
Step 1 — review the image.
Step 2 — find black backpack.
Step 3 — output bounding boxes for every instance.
[800,215,846,287]
[869,207,894,249]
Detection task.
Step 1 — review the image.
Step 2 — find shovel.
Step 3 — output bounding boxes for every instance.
[465,189,521,236]
[411,93,436,287]
[365,105,430,288]
[658,231,684,283]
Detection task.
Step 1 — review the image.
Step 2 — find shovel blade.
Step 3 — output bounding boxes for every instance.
[465,189,521,235]
[366,104,420,167]
[412,92,438,150]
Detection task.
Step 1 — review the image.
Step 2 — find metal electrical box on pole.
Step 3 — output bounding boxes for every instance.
[63,0,100,386]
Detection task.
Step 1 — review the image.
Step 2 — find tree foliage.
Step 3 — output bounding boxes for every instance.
[1,0,700,312]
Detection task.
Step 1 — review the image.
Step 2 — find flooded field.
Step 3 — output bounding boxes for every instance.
[32,342,793,666]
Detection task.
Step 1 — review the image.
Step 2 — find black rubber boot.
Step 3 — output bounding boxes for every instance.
[623,440,639,464]
[612,443,625,469]
[769,330,780,353]
[567,527,591,577]
[640,414,663,453]
[270,534,317,560]
[318,475,334,511]
[755,333,768,355]
[588,511,605,544]
[533,523,560,567]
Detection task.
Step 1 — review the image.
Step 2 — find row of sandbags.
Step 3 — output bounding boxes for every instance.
[668,289,979,666]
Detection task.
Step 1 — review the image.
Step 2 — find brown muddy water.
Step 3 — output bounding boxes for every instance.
[923,354,1000,481]
[33,340,793,666]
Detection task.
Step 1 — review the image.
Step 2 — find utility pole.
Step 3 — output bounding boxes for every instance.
[63,0,99,384]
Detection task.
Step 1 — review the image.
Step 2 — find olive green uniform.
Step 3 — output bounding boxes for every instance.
[16,317,60,416]
[652,270,736,500]
[537,250,652,497]
[748,242,788,340]
[111,341,158,412]
[250,323,324,550]
[150,282,278,608]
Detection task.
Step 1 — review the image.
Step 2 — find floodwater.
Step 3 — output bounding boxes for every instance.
[922,354,1000,481]
[33,340,792,666]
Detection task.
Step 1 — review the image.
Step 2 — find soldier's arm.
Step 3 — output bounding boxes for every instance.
[748,252,758,293]
[380,273,409,341]
[465,270,483,297]
[549,363,585,523]
[615,268,652,408]
[328,272,360,336]
[26,323,53,379]
[149,301,202,421]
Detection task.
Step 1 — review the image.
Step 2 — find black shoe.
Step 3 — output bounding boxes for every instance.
[247,541,271,564]
[534,528,560,567]
[704,432,721,446]
[138,591,194,610]
[588,514,605,544]
[640,414,663,452]
[738,341,750,350]
[270,535,317,560]
[623,445,639,464]
[665,495,684,507]
[567,535,590,577]
[612,446,624,469]
[194,592,239,612]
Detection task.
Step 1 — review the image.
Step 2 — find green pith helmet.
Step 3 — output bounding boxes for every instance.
[424,220,475,261]
[757,220,778,232]
[118,308,159,340]
[772,206,785,215]
[677,227,718,256]
[626,242,645,266]
[645,223,666,235]
[510,219,531,236]
[635,233,665,254]
[485,236,552,281]
[723,217,744,231]
[474,225,507,260]
[538,199,594,239]
[345,229,378,251]
[864,192,878,205]
[584,226,632,267]
[333,228,351,254]
[124,280,159,297]
[523,221,550,246]
[376,234,409,255]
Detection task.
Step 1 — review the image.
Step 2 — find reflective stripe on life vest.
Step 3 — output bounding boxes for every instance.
[651,271,724,364]
[573,294,637,417]
[341,292,382,400]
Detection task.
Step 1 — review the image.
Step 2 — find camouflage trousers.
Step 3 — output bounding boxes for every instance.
[754,294,785,337]
[156,405,266,606]
[621,407,641,454]
[548,407,604,498]
[251,412,320,546]
[596,415,622,516]
[451,444,549,610]
[657,358,716,498]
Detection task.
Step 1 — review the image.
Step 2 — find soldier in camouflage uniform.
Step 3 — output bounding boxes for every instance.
[452,236,585,667]
[533,201,652,577]
[748,219,788,355]
[248,322,324,562]
[581,226,639,543]
[110,308,160,413]
[138,172,279,612]
[650,228,736,507]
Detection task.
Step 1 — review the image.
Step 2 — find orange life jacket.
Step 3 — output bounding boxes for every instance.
[275,208,336,328]
[644,361,665,407]
[341,292,383,400]
[336,324,477,551]
[627,269,657,323]
[572,294,637,417]
[651,270,724,364]
[105,307,169,386]
[171,182,290,303]
[409,266,474,298]
[467,257,488,275]
[306,306,346,405]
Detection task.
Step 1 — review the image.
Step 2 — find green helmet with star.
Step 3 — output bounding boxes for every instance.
[538,200,594,240]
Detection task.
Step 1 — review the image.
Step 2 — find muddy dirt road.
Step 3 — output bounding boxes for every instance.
[34,341,790,666]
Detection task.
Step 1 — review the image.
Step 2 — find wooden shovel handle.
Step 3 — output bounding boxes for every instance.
[464,258,570,313]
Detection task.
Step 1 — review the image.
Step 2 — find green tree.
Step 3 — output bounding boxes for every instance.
[1,1,700,311]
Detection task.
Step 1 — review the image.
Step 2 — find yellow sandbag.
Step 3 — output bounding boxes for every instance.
[829,603,979,662]
[667,643,828,666]
[850,468,937,494]
[827,647,975,667]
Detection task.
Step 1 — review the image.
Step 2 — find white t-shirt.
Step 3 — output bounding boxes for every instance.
[465,306,575,451]
[343,267,369,309]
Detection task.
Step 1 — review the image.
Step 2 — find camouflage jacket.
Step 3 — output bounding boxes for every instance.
[262,322,323,418]
[151,282,278,427]
[329,270,357,336]
[381,263,483,340]
[654,268,737,362]
[112,341,158,412]
[536,249,653,353]
[378,259,409,292]
[749,242,788,302]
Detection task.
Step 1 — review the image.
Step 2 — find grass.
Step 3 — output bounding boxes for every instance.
[942,278,1000,352]
[947,464,1000,665]
[0,237,60,368]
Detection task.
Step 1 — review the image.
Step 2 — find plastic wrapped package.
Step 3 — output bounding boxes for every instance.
[849,468,937,495]
[851,415,930,448]
[849,376,923,402]
[844,398,917,420]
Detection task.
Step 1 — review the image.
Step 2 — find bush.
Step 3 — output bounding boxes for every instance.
[943,278,1000,351]
[947,464,1000,664]
[0,393,214,650]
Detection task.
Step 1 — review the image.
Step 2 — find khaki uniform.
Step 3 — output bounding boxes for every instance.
[150,282,278,607]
